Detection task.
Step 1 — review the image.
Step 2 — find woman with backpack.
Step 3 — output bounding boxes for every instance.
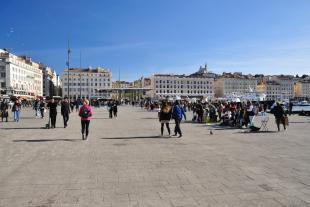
[159,101,172,137]
[79,99,93,140]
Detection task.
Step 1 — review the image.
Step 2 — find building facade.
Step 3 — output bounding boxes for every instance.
[41,64,59,97]
[295,79,310,98]
[149,75,214,99]
[133,77,151,88]
[61,67,112,99]
[112,81,132,88]
[0,49,43,98]
[270,75,296,101]
[266,81,282,101]
[214,73,257,98]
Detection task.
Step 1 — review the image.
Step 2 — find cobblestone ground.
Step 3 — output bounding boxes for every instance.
[1,106,310,207]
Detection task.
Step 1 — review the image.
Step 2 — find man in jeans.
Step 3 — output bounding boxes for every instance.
[172,100,186,138]
[61,97,70,128]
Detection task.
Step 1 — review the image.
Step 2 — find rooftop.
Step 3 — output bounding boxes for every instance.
[65,67,110,73]
[218,72,256,79]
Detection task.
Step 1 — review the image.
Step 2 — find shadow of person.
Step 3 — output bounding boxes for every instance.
[101,135,169,139]
[1,127,45,130]
[13,139,80,142]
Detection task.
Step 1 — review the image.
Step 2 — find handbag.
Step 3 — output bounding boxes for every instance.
[284,116,289,126]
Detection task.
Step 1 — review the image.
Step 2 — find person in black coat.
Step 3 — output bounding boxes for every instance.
[271,102,286,131]
[159,101,172,137]
[108,101,113,118]
[39,100,45,118]
[0,100,9,122]
[113,101,118,117]
[47,98,58,128]
[61,97,70,128]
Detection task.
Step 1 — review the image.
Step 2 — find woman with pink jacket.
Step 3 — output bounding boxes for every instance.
[79,99,93,140]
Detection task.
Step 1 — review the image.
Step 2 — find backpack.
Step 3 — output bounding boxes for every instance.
[80,107,91,118]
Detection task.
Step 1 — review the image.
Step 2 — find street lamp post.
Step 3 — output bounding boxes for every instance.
[87,73,89,99]
[79,74,82,98]
[67,40,71,99]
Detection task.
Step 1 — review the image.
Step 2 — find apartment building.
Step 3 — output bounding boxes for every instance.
[269,75,296,101]
[0,49,43,98]
[112,81,132,88]
[61,67,112,99]
[214,73,257,98]
[295,78,310,98]
[41,64,60,97]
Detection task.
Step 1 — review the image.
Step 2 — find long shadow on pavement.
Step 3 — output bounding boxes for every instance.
[13,139,80,142]
[1,127,45,130]
[101,135,170,139]
[289,121,310,124]
[236,131,278,134]
[20,117,39,119]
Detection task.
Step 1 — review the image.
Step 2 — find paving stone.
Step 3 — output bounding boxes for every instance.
[1,107,310,206]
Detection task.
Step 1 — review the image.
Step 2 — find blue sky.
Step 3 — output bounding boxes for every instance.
[1,0,310,81]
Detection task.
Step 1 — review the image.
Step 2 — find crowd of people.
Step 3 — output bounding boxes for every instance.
[1,96,290,142]
[152,99,289,133]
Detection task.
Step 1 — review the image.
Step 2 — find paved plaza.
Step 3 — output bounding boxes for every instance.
[1,106,310,207]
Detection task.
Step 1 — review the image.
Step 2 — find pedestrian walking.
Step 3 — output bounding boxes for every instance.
[271,102,287,131]
[159,101,172,137]
[75,100,79,112]
[245,101,255,127]
[289,101,293,116]
[172,100,186,138]
[33,99,40,118]
[39,100,45,118]
[79,99,93,140]
[113,101,118,117]
[61,97,70,128]
[0,100,9,122]
[108,101,113,118]
[47,98,58,128]
[12,99,21,122]
[70,100,74,112]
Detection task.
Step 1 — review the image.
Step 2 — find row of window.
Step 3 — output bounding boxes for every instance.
[11,83,42,91]
[156,90,212,94]
[11,65,41,77]
[11,61,40,73]
[156,85,212,89]
[63,78,110,82]
[69,73,110,77]
[155,80,212,84]
[63,83,110,87]
[63,88,106,93]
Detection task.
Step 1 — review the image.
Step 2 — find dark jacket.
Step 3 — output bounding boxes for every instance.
[47,102,58,114]
[12,102,21,112]
[39,102,45,110]
[113,104,118,112]
[272,105,285,118]
[61,101,70,115]
[0,102,9,117]
[159,107,172,121]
